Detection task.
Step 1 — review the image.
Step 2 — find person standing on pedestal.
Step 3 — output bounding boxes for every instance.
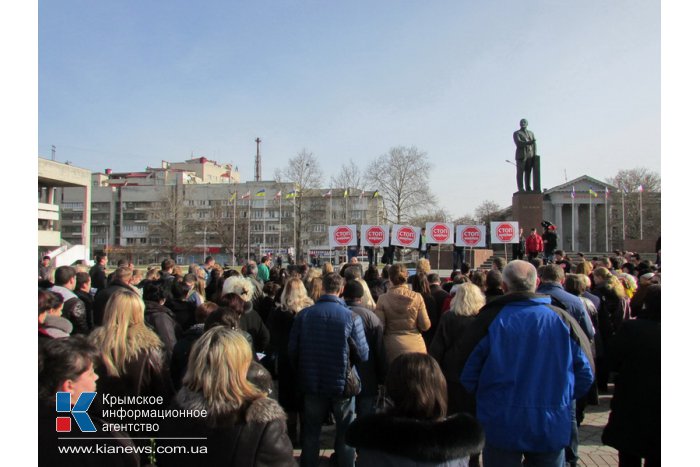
[513,119,537,192]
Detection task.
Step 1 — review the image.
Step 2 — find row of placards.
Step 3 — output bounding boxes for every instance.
[328,222,521,248]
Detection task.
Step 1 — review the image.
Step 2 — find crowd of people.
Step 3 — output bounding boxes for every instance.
[38,248,660,466]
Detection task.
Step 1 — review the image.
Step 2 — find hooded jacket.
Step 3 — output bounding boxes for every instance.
[374,284,431,363]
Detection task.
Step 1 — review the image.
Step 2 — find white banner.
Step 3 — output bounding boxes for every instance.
[490,221,520,244]
[455,224,487,247]
[329,225,357,248]
[360,225,390,248]
[390,225,421,248]
[425,222,454,245]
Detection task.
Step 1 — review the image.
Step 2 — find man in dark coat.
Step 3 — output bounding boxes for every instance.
[288,273,369,467]
[50,266,89,335]
[602,286,660,465]
[428,273,449,311]
[92,267,133,326]
[343,280,386,419]
[89,253,108,292]
[74,271,95,330]
[542,225,558,264]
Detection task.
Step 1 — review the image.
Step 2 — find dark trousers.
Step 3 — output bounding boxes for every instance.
[517,157,535,191]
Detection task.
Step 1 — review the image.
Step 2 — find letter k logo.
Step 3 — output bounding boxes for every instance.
[56,392,97,432]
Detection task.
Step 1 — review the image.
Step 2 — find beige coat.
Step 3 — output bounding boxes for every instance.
[374,284,431,364]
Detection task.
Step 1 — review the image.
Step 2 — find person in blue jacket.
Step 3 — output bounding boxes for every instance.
[288,272,369,467]
[460,260,594,467]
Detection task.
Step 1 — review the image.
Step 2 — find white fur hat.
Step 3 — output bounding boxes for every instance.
[221,276,254,302]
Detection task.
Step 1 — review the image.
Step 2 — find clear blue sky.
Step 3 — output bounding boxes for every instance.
[38,0,660,218]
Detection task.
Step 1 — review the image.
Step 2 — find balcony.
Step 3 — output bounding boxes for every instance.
[38,203,60,221]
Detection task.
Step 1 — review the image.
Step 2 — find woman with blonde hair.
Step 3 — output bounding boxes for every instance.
[592,267,627,393]
[357,279,376,311]
[428,282,487,466]
[157,327,295,466]
[89,288,172,401]
[375,263,431,364]
[321,261,334,276]
[266,277,314,445]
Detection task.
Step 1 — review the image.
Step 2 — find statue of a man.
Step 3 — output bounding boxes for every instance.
[513,118,537,192]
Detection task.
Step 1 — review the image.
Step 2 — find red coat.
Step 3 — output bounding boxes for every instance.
[525,233,544,254]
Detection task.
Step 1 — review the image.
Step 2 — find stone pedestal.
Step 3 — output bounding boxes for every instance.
[512,191,544,234]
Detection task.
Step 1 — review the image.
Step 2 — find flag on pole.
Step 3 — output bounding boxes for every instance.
[588,187,598,197]
[372,190,379,198]
[637,185,644,192]
[323,190,332,198]
[571,186,576,199]
[274,190,281,200]
[229,191,237,202]
[343,189,348,198]
[285,190,297,199]
[255,188,266,197]
[605,187,610,199]
[359,191,364,199]
[241,191,251,200]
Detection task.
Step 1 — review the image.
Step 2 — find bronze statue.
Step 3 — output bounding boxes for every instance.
[513,118,537,192]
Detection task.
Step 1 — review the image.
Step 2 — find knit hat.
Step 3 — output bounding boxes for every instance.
[222,276,254,302]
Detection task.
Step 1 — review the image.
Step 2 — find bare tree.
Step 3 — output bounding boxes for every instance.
[408,208,451,226]
[606,167,661,245]
[454,213,478,225]
[474,200,502,225]
[364,146,436,224]
[605,167,661,194]
[275,149,323,261]
[149,185,198,258]
[330,160,365,191]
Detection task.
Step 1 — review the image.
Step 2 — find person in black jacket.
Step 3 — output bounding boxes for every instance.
[170,301,218,390]
[74,271,95,330]
[143,281,182,357]
[50,266,89,335]
[89,253,108,292]
[157,327,295,467]
[343,280,387,419]
[92,267,134,327]
[220,276,270,353]
[602,285,660,466]
[346,352,484,466]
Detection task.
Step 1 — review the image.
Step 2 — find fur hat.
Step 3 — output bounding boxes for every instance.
[221,276,254,302]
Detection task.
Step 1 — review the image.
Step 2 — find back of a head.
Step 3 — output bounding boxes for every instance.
[104,288,144,327]
[161,258,175,272]
[322,273,344,294]
[385,353,447,420]
[564,274,586,296]
[39,289,63,315]
[117,259,129,268]
[364,265,380,282]
[485,269,503,290]
[502,260,538,293]
[451,283,486,317]
[492,257,506,271]
[410,272,430,295]
[539,264,564,284]
[142,281,165,303]
[427,273,441,285]
[113,266,133,284]
[343,265,362,282]
[321,262,334,276]
[53,266,76,287]
[343,280,364,301]
[205,298,245,330]
[195,301,219,324]
[388,263,408,285]
[416,258,431,275]
[182,326,261,416]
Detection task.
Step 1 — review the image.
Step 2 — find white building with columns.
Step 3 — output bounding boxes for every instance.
[542,175,618,253]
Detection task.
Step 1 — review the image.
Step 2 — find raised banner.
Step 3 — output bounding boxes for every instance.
[390,225,421,249]
[490,221,520,244]
[426,222,454,245]
[455,225,487,248]
[360,225,390,248]
[329,225,357,247]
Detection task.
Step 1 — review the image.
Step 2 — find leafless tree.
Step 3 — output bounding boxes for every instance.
[330,160,365,191]
[605,167,661,194]
[275,149,323,261]
[149,185,198,258]
[606,167,661,245]
[364,146,436,224]
[474,200,502,225]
